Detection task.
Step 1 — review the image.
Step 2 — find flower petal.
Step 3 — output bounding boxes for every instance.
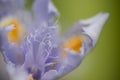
[22,23,60,73]
[0,0,26,7]
[58,49,84,77]
[41,70,58,80]
[33,0,59,23]
[48,1,59,19]
[58,49,85,77]
[33,0,49,22]
[6,63,29,80]
[80,13,109,46]
[59,13,109,77]
[0,25,25,65]
[62,13,109,47]
[22,34,35,68]
[0,0,26,19]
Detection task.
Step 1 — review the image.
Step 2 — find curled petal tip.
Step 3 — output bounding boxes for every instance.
[49,1,60,16]
[82,13,109,46]
[4,24,15,32]
[80,13,109,25]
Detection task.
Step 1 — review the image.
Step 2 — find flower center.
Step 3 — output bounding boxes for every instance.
[64,36,83,53]
[0,17,26,44]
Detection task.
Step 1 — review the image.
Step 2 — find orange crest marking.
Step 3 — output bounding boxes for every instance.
[64,36,83,54]
[0,18,26,44]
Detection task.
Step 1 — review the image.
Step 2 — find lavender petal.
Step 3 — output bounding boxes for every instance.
[41,70,58,80]
[33,0,59,23]
[33,0,50,22]
[0,0,26,19]
[0,26,24,65]
[57,50,84,77]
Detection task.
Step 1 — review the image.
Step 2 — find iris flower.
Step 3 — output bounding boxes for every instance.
[0,0,109,80]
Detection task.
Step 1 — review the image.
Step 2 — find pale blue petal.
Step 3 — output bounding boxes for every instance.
[58,13,109,77]
[0,25,15,49]
[62,13,109,47]
[0,25,25,65]
[0,0,26,19]
[2,43,25,65]
[41,70,58,80]
[22,39,35,68]
[81,13,109,46]
[0,0,26,7]
[22,23,60,78]
[33,0,59,23]
[33,0,49,22]
[48,1,59,19]
[57,50,84,77]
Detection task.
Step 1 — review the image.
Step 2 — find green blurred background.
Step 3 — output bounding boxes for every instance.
[0,0,120,80]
